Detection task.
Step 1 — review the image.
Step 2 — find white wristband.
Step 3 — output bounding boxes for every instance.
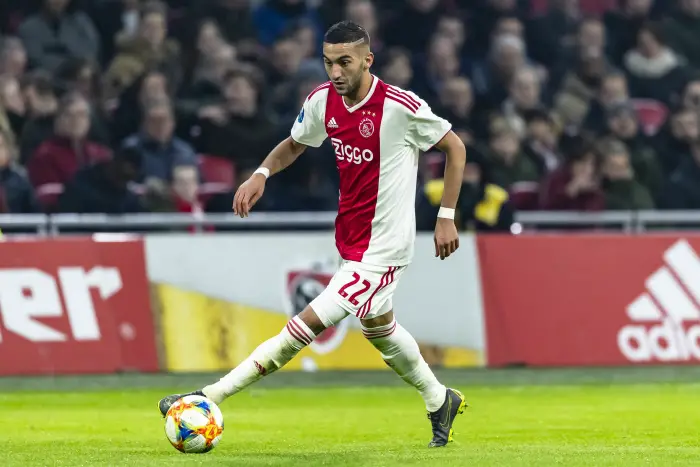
[253,167,270,179]
[437,207,455,219]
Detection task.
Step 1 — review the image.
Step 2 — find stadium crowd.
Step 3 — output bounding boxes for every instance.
[1,0,700,231]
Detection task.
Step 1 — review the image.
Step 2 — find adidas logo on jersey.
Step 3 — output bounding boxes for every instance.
[618,239,700,362]
[327,117,338,129]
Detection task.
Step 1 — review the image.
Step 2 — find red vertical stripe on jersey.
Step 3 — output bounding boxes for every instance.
[326,79,387,263]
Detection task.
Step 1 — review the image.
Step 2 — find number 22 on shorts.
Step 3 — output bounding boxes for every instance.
[337,272,371,305]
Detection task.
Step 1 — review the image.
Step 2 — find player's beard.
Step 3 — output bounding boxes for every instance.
[336,70,363,98]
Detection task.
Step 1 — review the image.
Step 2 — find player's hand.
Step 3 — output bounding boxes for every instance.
[233,174,266,218]
[434,218,459,260]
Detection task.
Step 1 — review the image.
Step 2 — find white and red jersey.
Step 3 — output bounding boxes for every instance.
[290,75,451,267]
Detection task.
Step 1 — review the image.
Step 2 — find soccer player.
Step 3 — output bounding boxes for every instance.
[159,21,468,447]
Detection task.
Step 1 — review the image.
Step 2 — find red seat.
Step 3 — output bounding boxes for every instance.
[630,99,669,136]
[198,154,236,197]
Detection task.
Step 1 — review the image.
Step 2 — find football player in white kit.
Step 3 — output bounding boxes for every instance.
[159,20,468,447]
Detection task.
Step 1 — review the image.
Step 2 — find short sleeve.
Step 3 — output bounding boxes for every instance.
[290,90,328,148]
[404,93,452,152]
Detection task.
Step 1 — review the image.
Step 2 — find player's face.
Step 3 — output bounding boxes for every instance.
[322,43,373,97]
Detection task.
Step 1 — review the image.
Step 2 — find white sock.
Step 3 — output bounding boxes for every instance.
[202,315,315,404]
[362,319,447,412]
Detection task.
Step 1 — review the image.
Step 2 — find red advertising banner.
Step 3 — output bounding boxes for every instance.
[0,238,158,375]
[478,235,700,367]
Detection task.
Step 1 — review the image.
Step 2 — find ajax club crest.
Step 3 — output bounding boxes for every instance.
[359,117,374,138]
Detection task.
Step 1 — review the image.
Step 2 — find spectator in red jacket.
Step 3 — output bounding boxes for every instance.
[540,136,605,211]
[27,92,111,210]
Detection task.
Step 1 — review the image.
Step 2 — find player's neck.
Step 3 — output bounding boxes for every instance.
[342,73,373,108]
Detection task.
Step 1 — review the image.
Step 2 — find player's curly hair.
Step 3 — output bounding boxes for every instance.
[324,20,370,46]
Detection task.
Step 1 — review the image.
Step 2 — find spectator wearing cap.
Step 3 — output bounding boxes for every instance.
[416,140,515,233]
[598,137,655,210]
[623,22,688,107]
[27,92,111,210]
[0,130,38,213]
[57,146,145,214]
[605,100,662,197]
[18,0,100,72]
[122,98,198,183]
[104,1,181,102]
[540,136,605,211]
[385,0,443,54]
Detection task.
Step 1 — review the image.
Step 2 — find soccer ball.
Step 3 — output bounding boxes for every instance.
[164,395,224,453]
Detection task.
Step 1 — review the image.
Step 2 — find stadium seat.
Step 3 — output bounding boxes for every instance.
[630,99,669,136]
[198,154,236,197]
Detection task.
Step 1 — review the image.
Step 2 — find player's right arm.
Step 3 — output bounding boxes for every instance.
[233,85,329,217]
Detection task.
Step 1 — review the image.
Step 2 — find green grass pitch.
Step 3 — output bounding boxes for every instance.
[0,368,698,466]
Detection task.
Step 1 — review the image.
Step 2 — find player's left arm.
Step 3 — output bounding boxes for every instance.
[433,131,466,260]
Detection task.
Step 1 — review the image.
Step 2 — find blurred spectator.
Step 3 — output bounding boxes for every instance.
[553,18,611,127]
[18,0,100,72]
[659,128,700,210]
[0,37,28,79]
[17,71,59,162]
[471,0,526,58]
[662,0,700,71]
[189,68,278,177]
[598,137,655,210]
[112,70,171,143]
[605,0,654,65]
[378,48,413,90]
[436,16,468,58]
[680,78,700,112]
[58,145,144,213]
[417,148,514,232]
[527,0,581,68]
[0,129,39,213]
[523,108,562,175]
[89,0,143,65]
[386,0,444,54]
[501,65,544,138]
[192,0,257,56]
[605,100,662,196]
[484,118,540,208]
[253,0,322,48]
[540,137,605,211]
[0,75,24,146]
[653,106,698,175]
[122,98,197,183]
[582,71,630,135]
[104,1,181,102]
[412,34,461,104]
[435,76,475,142]
[27,92,111,210]
[622,23,687,106]
[170,164,204,214]
[471,33,527,110]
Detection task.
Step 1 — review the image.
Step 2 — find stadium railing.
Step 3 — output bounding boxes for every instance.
[1,211,700,235]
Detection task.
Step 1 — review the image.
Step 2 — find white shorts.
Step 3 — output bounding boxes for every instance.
[309,260,406,327]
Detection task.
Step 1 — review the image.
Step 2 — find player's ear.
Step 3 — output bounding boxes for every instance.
[365,52,374,70]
